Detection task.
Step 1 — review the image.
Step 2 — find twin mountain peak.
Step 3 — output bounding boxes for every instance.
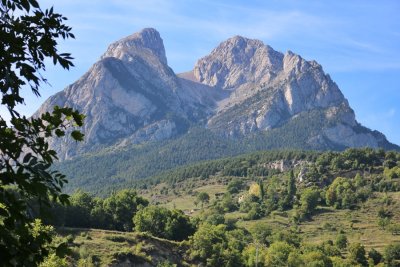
[36,28,399,160]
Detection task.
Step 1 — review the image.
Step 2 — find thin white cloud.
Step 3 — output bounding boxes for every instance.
[386,108,396,118]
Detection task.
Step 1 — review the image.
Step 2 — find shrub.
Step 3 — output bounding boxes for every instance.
[264,241,294,266]
[368,248,383,265]
[384,243,400,265]
[348,243,367,266]
[335,234,348,250]
[39,254,69,267]
[301,251,333,267]
[133,206,195,241]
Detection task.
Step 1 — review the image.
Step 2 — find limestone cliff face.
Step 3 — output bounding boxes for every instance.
[191,36,391,149]
[194,36,283,89]
[34,29,398,159]
[35,28,223,159]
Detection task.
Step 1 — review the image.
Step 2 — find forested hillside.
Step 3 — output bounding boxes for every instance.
[40,148,400,266]
[55,115,398,196]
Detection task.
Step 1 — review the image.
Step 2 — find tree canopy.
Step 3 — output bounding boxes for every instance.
[0,0,84,265]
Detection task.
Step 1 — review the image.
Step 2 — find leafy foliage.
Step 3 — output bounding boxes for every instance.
[188,223,248,266]
[348,242,367,266]
[0,0,84,265]
[47,189,148,232]
[384,243,400,266]
[325,177,357,209]
[335,234,348,250]
[47,147,400,266]
[264,241,294,266]
[299,187,320,218]
[133,206,195,241]
[196,192,210,207]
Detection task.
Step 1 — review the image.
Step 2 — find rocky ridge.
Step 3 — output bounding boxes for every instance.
[192,35,392,149]
[35,28,224,159]
[35,28,398,160]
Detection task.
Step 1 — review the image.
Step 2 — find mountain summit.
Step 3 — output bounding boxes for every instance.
[195,36,352,136]
[101,28,168,65]
[35,28,398,159]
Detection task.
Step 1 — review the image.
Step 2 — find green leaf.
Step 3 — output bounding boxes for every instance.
[28,0,39,8]
[71,130,84,141]
[0,206,9,217]
[55,129,65,137]
[55,242,69,257]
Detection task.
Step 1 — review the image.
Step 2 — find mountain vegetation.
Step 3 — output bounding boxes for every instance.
[55,114,399,196]
[36,148,400,266]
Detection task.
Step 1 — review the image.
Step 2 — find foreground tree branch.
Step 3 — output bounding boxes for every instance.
[0,0,84,265]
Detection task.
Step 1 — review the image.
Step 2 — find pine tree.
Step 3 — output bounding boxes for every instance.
[288,170,297,201]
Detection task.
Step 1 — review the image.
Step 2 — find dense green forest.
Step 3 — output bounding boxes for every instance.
[37,148,400,266]
[55,115,398,196]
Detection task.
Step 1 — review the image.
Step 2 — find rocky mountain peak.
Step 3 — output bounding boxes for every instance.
[225,35,264,49]
[193,35,283,89]
[34,28,399,160]
[283,50,314,76]
[101,28,167,65]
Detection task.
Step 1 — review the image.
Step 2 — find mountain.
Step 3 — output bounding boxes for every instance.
[35,28,225,159]
[34,28,399,192]
[194,36,395,150]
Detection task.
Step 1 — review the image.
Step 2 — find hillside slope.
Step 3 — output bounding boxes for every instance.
[53,148,400,266]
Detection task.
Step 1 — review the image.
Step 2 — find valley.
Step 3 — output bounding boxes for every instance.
[47,149,400,266]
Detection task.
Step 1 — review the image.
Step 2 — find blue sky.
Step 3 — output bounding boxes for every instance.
[4,0,400,145]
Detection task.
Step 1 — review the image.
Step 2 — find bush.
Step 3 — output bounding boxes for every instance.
[335,234,348,250]
[271,230,302,248]
[301,251,333,267]
[189,224,244,266]
[227,179,244,194]
[250,224,272,245]
[246,203,264,220]
[299,187,320,218]
[264,241,294,266]
[388,223,400,235]
[133,206,195,241]
[368,248,383,265]
[384,243,400,265]
[39,254,69,267]
[196,192,210,207]
[219,193,238,212]
[242,244,268,267]
[157,261,177,267]
[104,235,127,243]
[348,243,367,266]
[326,177,357,209]
[205,213,225,226]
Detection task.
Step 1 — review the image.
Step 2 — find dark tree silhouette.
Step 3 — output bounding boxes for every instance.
[0,0,84,265]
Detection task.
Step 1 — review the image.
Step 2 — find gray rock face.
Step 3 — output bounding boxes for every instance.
[34,29,398,159]
[193,36,348,131]
[102,28,168,65]
[119,119,177,146]
[192,36,390,149]
[194,36,283,89]
[35,28,224,159]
